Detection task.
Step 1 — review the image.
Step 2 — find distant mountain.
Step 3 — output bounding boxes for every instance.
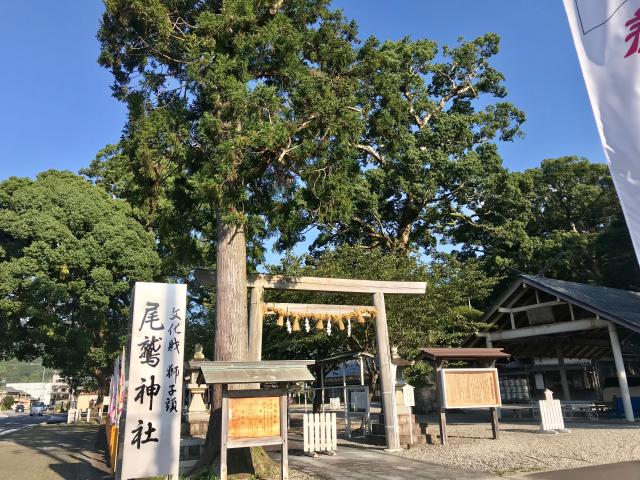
[0,360,55,384]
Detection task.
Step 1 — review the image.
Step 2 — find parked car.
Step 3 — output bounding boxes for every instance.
[14,404,24,413]
[30,401,46,416]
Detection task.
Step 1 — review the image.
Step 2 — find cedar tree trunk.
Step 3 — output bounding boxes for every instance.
[193,215,254,474]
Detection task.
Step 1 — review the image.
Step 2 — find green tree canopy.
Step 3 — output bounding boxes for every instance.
[88,0,364,268]
[0,171,160,390]
[313,33,525,254]
[263,246,495,362]
[1,395,15,410]
[459,156,640,289]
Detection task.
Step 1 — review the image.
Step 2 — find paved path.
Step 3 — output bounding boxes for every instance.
[519,461,640,480]
[0,423,110,479]
[272,435,497,480]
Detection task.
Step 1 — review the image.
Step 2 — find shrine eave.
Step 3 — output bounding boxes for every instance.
[192,360,315,384]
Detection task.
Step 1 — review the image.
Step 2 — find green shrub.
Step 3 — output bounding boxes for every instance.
[1,395,15,410]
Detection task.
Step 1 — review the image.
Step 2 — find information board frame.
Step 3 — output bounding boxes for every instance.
[220,388,288,480]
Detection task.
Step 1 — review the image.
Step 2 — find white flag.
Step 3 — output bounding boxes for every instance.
[563,0,640,264]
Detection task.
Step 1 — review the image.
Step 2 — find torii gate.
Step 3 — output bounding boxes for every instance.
[195,269,427,451]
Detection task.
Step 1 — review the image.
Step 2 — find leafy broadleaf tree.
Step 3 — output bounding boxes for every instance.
[1,395,14,410]
[0,171,160,394]
[460,156,640,289]
[313,34,525,254]
[91,3,524,471]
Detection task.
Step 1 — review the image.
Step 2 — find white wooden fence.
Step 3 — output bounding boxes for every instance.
[303,412,337,455]
[67,408,79,423]
[539,399,565,432]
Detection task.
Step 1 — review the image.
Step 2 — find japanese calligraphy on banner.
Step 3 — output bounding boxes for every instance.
[120,282,187,480]
[563,0,640,264]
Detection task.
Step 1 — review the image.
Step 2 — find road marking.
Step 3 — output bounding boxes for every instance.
[0,425,34,437]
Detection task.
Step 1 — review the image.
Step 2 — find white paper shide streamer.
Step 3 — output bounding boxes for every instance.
[563,0,640,264]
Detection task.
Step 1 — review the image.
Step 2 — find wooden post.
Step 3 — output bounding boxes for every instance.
[490,407,499,439]
[556,344,571,401]
[303,382,308,413]
[342,365,350,438]
[435,361,447,446]
[220,386,229,480]
[320,366,325,413]
[373,291,400,451]
[280,393,289,480]
[608,322,634,422]
[248,286,264,361]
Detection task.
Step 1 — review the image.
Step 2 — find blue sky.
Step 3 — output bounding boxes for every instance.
[0,1,603,180]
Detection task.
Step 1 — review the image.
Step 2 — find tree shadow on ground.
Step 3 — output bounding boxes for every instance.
[2,422,111,480]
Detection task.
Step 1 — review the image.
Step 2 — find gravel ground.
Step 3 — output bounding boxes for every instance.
[395,420,640,476]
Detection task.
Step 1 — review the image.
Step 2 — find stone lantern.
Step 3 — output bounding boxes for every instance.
[186,344,210,437]
[390,346,425,446]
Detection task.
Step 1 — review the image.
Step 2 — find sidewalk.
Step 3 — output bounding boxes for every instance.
[0,423,110,480]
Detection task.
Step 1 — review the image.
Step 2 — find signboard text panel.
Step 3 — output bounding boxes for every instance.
[228,396,280,439]
[441,368,501,409]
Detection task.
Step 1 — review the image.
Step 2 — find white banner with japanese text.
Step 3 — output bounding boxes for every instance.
[563,0,640,264]
[120,282,187,479]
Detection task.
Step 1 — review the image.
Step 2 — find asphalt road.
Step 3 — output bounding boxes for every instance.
[522,461,640,480]
[0,410,67,437]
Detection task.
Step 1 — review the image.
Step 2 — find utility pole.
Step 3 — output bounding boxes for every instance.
[41,366,46,403]
[28,363,48,402]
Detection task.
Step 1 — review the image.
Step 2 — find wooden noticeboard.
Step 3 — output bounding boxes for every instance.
[228,396,280,439]
[436,367,501,445]
[440,368,501,409]
[221,388,288,480]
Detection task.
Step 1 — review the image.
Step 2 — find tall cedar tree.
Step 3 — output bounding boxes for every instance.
[95,0,363,472]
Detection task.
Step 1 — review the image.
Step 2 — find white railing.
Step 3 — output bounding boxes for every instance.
[539,398,566,432]
[303,412,337,456]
